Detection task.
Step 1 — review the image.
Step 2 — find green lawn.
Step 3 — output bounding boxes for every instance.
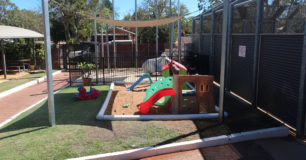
[0,86,193,160]
[0,70,59,93]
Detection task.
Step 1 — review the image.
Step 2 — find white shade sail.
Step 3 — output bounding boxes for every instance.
[0,25,44,39]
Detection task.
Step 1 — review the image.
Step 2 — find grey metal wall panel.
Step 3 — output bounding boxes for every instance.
[258,35,303,127]
[191,34,200,54]
[213,35,222,83]
[201,35,212,55]
[230,35,255,102]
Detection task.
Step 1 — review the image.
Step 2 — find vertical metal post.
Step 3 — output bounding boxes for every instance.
[209,11,215,75]
[177,0,181,62]
[199,15,203,55]
[1,40,7,79]
[296,19,306,138]
[33,39,36,66]
[219,0,230,122]
[135,0,138,67]
[42,0,55,126]
[169,0,174,57]
[225,4,233,91]
[101,23,104,57]
[94,19,99,84]
[155,0,158,58]
[106,24,110,69]
[112,0,116,68]
[252,0,264,108]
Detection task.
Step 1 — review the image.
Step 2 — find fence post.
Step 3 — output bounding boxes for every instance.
[296,19,306,138]
[103,57,105,84]
[94,18,99,84]
[219,0,230,122]
[199,15,203,55]
[252,0,264,108]
[209,10,215,75]
[177,0,181,62]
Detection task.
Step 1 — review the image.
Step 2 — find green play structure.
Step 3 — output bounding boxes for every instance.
[143,60,188,106]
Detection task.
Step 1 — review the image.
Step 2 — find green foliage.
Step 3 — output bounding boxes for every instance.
[197,0,223,11]
[78,62,96,78]
[36,45,45,62]
[49,0,113,43]
[0,0,43,33]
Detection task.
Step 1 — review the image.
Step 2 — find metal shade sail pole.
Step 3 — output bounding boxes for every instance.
[106,24,110,69]
[101,23,104,58]
[169,0,174,58]
[135,0,138,67]
[155,0,158,58]
[218,0,230,122]
[177,0,181,62]
[1,40,7,79]
[42,0,55,126]
[296,19,306,138]
[112,0,116,68]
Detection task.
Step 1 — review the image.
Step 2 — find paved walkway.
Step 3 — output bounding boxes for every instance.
[0,72,69,124]
[141,137,306,160]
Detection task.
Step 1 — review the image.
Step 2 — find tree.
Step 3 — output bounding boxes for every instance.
[49,0,113,43]
[197,0,223,11]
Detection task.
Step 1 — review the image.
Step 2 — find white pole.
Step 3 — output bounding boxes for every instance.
[219,0,230,122]
[177,0,182,62]
[169,0,174,58]
[135,0,138,67]
[112,0,116,68]
[155,0,158,57]
[42,0,55,126]
[106,24,110,69]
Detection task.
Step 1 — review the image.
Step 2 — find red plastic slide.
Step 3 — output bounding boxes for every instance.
[138,88,174,114]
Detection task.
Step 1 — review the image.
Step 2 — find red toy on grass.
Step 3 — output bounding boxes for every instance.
[75,86,100,100]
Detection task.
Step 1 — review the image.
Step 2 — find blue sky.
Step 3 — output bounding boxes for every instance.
[11,0,200,19]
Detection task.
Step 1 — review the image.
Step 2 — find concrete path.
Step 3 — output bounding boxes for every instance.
[0,72,69,124]
[141,137,306,160]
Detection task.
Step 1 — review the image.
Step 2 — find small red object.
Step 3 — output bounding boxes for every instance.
[76,87,100,100]
[161,60,187,72]
[138,88,174,114]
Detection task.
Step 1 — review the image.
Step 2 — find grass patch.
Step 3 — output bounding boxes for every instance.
[0,86,194,160]
[0,70,59,93]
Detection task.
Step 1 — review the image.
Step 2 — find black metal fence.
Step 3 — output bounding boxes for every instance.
[63,43,200,85]
[191,0,306,137]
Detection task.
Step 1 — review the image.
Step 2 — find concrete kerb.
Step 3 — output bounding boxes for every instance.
[96,82,228,121]
[68,126,289,160]
[0,83,70,129]
[0,70,63,99]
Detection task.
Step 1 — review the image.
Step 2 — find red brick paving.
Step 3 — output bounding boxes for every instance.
[140,149,205,160]
[0,72,69,124]
[141,141,274,160]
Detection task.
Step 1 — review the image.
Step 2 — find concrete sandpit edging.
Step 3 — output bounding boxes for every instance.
[96,82,226,120]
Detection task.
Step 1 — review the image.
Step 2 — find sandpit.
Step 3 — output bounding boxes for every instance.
[104,83,172,115]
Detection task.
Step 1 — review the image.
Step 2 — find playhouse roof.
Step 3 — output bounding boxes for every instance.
[161,60,188,72]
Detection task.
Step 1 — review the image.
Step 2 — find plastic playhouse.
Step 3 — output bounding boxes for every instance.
[137,60,215,114]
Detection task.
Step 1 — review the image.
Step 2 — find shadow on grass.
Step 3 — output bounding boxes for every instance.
[0,87,113,135]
